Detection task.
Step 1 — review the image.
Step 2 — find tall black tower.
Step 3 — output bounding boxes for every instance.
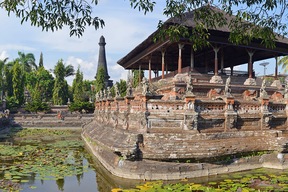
[95,36,113,88]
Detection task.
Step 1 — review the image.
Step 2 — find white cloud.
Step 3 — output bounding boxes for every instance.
[0,44,35,52]
[66,56,95,70]
[0,51,9,60]
[0,1,167,84]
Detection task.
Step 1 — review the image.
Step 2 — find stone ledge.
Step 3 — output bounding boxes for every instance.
[83,134,288,180]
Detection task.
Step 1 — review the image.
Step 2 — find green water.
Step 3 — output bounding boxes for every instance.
[1,128,288,192]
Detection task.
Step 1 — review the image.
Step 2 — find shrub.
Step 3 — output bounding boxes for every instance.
[68,101,94,113]
[6,96,19,113]
[25,101,50,113]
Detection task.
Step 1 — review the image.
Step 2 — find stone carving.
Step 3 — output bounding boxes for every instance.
[261,113,271,129]
[126,82,133,97]
[209,75,223,84]
[123,111,129,129]
[285,78,288,99]
[224,76,232,96]
[107,87,112,99]
[244,77,257,85]
[103,89,107,100]
[99,90,104,100]
[184,113,198,130]
[243,89,257,101]
[225,112,237,129]
[115,84,120,98]
[95,92,99,101]
[141,77,151,95]
[185,74,194,95]
[140,111,150,131]
[260,79,268,98]
[111,111,118,128]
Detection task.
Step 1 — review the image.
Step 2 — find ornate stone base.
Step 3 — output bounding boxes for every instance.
[244,78,257,85]
[173,73,188,82]
[271,79,282,88]
[209,75,223,84]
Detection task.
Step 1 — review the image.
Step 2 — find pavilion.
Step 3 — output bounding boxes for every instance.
[117,6,288,86]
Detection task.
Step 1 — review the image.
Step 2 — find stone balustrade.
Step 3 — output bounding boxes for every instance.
[94,94,288,134]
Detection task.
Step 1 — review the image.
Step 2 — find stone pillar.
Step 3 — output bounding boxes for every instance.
[178,43,184,74]
[161,48,165,79]
[244,50,256,85]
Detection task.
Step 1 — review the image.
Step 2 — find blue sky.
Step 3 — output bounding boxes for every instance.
[0,1,280,85]
[0,1,166,85]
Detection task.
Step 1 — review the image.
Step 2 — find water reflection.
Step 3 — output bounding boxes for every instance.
[1,129,288,192]
[87,150,144,192]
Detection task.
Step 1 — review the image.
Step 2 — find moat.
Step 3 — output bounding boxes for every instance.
[1,128,288,191]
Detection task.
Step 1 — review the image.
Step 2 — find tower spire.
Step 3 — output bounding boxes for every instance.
[95,36,113,88]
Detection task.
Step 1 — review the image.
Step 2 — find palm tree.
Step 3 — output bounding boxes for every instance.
[0,58,8,100]
[277,56,288,73]
[64,64,75,77]
[16,51,37,72]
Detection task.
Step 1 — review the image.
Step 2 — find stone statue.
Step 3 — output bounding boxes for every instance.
[115,84,120,98]
[107,87,112,99]
[285,78,288,99]
[224,76,231,96]
[126,82,133,97]
[186,74,194,95]
[100,90,104,99]
[184,113,198,130]
[260,79,268,98]
[141,77,151,95]
[95,92,99,101]
[103,89,107,99]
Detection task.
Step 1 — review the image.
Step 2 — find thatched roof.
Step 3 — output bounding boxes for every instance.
[118,6,288,72]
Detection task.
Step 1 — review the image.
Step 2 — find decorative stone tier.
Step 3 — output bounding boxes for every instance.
[83,120,284,160]
[86,72,288,180]
[82,120,288,180]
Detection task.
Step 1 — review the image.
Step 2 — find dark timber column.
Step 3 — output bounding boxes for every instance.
[248,51,254,78]
[271,56,281,87]
[190,46,194,71]
[178,43,184,74]
[275,56,278,79]
[161,48,166,79]
[230,66,234,76]
[209,45,223,83]
[139,65,142,84]
[148,58,152,83]
[213,45,220,76]
[221,48,224,74]
[244,50,256,85]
